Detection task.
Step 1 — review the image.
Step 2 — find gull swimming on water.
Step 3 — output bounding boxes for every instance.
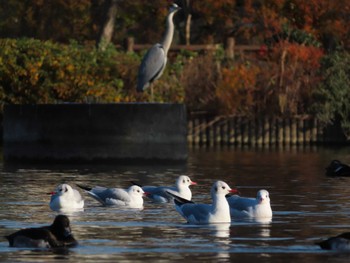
[167,180,238,224]
[226,189,272,219]
[77,184,147,209]
[133,175,197,203]
[49,184,84,211]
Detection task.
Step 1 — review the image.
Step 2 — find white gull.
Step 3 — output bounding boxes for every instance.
[49,184,84,211]
[77,184,146,209]
[166,180,238,224]
[134,175,197,203]
[226,189,272,219]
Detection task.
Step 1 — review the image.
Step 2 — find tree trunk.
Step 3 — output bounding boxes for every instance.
[97,0,118,51]
[182,0,192,45]
[185,13,192,45]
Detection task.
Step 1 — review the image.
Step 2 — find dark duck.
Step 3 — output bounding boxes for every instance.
[325,160,350,177]
[5,215,77,248]
[317,232,350,251]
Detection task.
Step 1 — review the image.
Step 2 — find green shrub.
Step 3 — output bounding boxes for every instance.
[0,38,123,105]
[0,38,187,112]
[311,51,350,138]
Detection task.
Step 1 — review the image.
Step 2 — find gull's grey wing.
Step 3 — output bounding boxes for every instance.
[90,187,131,205]
[86,191,106,205]
[166,190,194,204]
[167,190,210,223]
[143,185,175,199]
[177,203,211,223]
[227,196,256,211]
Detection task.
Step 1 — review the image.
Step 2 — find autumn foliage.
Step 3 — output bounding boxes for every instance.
[0,0,349,126]
[0,39,139,105]
[217,64,260,116]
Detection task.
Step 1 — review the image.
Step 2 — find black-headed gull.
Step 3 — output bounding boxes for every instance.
[77,184,146,208]
[326,160,350,177]
[226,189,272,219]
[166,180,238,224]
[317,232,350,251]
[5,215,77,248]
[49,184,84,211]
[134,175,197,203]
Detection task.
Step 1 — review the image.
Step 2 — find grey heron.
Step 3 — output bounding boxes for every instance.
[137,3,181,98]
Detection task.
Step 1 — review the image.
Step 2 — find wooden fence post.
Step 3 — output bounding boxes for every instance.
[187,115,346,147]
[311,118,317,144]
[270,117,276,146]
[229,117,235,145]
[225,37,235,59]
[124,37,134,52]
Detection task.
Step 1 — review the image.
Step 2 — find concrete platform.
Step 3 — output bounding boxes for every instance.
[3,103,188,163]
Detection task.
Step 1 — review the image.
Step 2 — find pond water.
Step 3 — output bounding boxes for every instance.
[1,147,350,262]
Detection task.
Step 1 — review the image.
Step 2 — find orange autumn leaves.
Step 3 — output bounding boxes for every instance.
[217,42,324,116]
[217,64,260,116]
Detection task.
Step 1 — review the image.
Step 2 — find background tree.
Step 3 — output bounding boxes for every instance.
[312,51,350,138]
[0,0,350,133]
[96,0,119,50]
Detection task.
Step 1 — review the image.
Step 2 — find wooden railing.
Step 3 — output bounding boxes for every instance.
[122,37,264,59]
[187,114,347,147]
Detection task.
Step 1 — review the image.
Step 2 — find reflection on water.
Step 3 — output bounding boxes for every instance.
[1,147,350,262]
[210,223,231,238]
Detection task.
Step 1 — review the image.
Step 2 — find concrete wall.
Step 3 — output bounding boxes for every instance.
[3,103,188,163]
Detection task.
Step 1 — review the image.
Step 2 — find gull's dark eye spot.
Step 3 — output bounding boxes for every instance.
[137,190,140,193]
[222,186,226,190]
[183,180,185,183]
[64,188,68,192]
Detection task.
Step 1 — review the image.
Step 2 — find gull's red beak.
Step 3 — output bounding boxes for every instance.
[191,181,197,185]
[229,188,239,194]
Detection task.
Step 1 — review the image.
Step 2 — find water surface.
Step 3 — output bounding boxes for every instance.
[1,147,350,262]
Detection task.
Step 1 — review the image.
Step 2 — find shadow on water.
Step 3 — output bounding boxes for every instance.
[1,146,350,262]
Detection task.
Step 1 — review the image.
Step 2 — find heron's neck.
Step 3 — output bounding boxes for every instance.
[160,11,176,54]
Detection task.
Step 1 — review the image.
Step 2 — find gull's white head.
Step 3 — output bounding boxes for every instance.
[128,185,145,197]
[176,175,197,188]
[53,184,73,197]
[257,189,270,204]
[211,181,238,197]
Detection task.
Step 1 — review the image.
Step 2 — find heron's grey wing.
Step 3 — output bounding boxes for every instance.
[137,44,166,91]
[227,196,256,211]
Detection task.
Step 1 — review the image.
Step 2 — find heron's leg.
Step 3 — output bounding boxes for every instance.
[150,84,154,102]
